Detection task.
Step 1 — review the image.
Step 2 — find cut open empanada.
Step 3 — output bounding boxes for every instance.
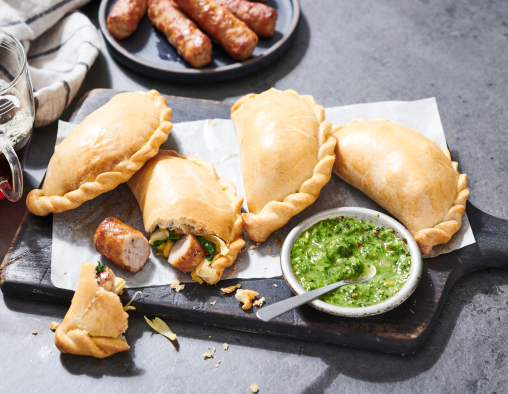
[231,88,337,242]
[333,118,469,255]
[54,262,130,358]
[127,150,245,284]
[27,90,173,216]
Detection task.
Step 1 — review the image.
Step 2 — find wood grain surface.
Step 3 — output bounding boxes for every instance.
[2,89,508,355]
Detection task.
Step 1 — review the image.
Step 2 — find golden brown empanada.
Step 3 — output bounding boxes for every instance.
[333,118,469,255]
[231,88,337,242]
[127,150,245,284]
[27,90,173,216]
[54,262,130,358]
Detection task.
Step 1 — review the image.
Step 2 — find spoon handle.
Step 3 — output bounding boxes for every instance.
[256,280,348,322]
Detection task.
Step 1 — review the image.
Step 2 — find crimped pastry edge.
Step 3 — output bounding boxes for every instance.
[233,88,337,243]
[26,90,173,216]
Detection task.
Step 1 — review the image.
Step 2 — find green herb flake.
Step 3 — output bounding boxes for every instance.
[196,236,216,261]
[96,262,106,273]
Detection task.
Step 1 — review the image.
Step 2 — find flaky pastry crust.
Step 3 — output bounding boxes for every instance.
[333,118,469,255]
[54,263,130,358]
[231,88,337,242]
[128,150,245,284]
[27,90,173,216]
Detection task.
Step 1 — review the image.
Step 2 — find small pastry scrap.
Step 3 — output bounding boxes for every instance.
[107,0,148,40]
[214,0,278,38]
[26,90,172,216]
[147,0,213,68]
[128,150,245,284]
[175,0,259,61]
[231,88,337,242]
[333,118,469,255]
[235,288,259,310]
[53,262,130,358]
[94,217,151,273]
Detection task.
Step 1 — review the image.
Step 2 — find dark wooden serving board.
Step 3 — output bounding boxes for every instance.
[2,89,508,355]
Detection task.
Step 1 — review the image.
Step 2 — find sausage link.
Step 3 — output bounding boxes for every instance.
[175,0,258,61]
[94,217,151,273]
[107,0,148,40]
[148,0,213,68]
[214,0,277,38]
[167,234,205,272]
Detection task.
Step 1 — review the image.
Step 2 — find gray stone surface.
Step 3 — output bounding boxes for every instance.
[1,0,508,392]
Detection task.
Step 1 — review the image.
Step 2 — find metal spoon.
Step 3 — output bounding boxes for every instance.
[256,265,377,322]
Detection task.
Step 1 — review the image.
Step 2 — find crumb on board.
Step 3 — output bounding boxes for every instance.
[221,284,241,294]
[203,353,213,359]
[231,264,237,274]
[32,330,37,335]
[171,279,185,292]
[273,284,278,288]
[264,267,267,269]
[235,289,260,310]
[256,243,260,246]
[209,336,211,338]
[212,347,216,353]
[249,245,257,250]
[210,301,217,305]
[223,343,229,350]
[63,271,67,275]
[251,383,259,393]
[218,360,221,364]
[50,321,59,331]
[253,297,265,307]
[214,369,217,373]
[250,251,254,255]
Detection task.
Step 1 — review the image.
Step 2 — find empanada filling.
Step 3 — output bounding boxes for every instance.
[95,263,126,295]
[149,227,229,282]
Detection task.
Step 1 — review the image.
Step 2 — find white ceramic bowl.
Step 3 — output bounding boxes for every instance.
[280,207,422,317]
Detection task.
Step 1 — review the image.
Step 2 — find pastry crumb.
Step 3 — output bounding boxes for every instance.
[223,343,229,350]
[49,321,59,331]
[235,289,259,310]
[273,284,278,288]
[250,251,254,255]
[249,245,256,250]
[63,271,67,275]
[221,284,241,294]
[231,265,237,274]
[256,243,260,246]
[218,360,221,364]
[210,301,216,305]
[212,346,216,353]
[203,352,213,359]
[251,383,259,393]
[209,336,211,338]
[171,279,185,292]
[32,330,37,335]
[253,297,265,307]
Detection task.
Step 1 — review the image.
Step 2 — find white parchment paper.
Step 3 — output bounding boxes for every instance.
[51,98,475,290]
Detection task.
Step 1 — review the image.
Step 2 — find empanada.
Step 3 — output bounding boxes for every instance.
[127,150,244,284]
[231,88,337,242]
[333,118,469,255]
[27,90,173,216]
[53,262,130,358]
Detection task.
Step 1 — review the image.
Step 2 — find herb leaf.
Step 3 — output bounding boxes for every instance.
[196,236,216,261]
[96,262,106,273]
[152,229,180,249]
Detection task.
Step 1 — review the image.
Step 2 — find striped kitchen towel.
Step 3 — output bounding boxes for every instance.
[0,0,101,127]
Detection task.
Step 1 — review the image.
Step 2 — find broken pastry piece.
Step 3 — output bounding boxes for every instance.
[333,118,469,255]
[128,150,245,284]
[235,289,259,310]
[27,90,172,216]
[231,88,337,242]
[53,262,130,358]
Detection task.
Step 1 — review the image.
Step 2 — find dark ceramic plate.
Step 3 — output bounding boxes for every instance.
[98,0,300,83]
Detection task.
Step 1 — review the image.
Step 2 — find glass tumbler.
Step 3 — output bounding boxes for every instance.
[0,29,35,202]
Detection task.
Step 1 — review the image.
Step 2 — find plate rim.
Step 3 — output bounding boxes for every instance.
[98,0,300,76]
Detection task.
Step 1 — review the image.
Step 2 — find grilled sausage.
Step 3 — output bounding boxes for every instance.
[107,0,148,40]
[167,234,205,272]
[148,0,213,68]
[94,217,151,273]
[175,0,258,61]
[213,0,277,38]
[96,268,116,292]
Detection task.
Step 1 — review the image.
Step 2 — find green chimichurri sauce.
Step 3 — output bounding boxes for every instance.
[291,216,411,307]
